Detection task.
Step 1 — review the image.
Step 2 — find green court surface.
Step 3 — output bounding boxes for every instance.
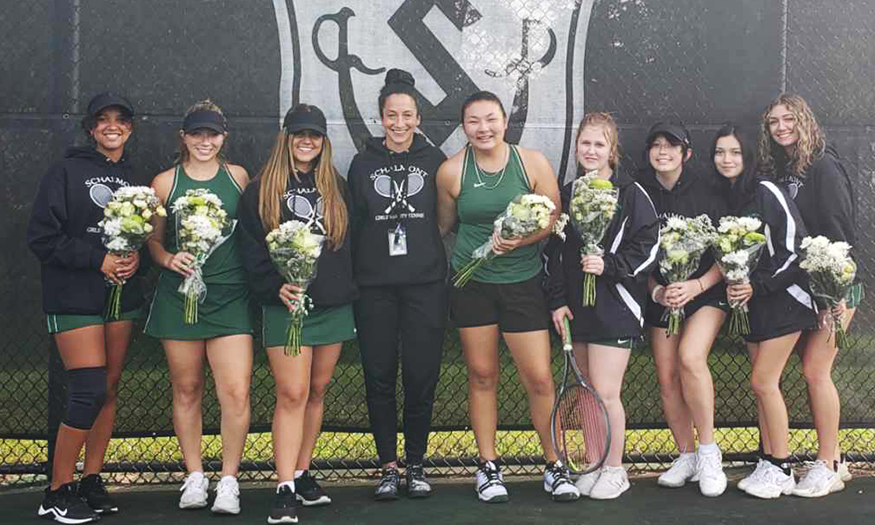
[4,472,874,525]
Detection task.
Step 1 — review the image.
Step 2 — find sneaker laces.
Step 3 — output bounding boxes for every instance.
[600,467,626,489]
[799,460,832,487]
[697,452,723,481]
[216,478,239,498]
[478,461,503,488]
[548,462,573,489]
[379,468,400,489]
[408,464,426,482]
[180,473,204,493]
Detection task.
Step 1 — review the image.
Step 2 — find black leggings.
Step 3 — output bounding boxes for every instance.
[354,281,447,465]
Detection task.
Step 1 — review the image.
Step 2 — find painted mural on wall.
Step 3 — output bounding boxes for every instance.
[272,0,594,178]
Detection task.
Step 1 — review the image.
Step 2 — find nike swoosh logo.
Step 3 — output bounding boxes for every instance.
[55,507,68,516]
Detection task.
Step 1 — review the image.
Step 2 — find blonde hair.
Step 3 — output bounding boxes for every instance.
[257,108,348,249]
[575,112,620,174]
[175,99,229,166]
[757,93,826,179]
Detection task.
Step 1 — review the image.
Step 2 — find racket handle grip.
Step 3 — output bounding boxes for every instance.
[562,317,572,351]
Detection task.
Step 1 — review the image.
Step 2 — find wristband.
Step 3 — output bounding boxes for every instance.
[651,285,664,303]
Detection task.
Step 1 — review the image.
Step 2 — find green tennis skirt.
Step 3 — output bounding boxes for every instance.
[262,303,356,348]
[144,273,253,340]
[47,307,141,335]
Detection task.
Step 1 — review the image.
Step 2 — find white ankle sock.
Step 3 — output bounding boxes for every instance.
[294,470,304,479]
[698,442,719,455]
[278,480,295,493]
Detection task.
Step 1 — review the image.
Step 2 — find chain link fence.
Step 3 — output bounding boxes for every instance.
[3,0,875,488]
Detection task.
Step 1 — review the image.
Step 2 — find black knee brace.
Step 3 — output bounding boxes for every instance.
[63,367,108,430]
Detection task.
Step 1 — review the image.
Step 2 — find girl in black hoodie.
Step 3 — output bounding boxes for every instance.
[757,94,857,496]
[347,69,447,500]
[637,122,730,496]
[237,104,357,523]
[545,112,659,499]
[713,124,816,499]
[27,93,142,523]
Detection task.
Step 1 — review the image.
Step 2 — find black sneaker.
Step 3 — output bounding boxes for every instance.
[295,471,331,507]
[374,467,400,501]
[37,482,101,523]
[405,464,432,499]
[77,474,118,514]
[267,485,298,524]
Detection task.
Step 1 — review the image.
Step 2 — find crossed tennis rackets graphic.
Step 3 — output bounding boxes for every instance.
[373,173,425,214]
[286,194,326,233]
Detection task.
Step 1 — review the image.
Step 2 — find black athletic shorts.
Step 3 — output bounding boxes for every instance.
[450,272,549,333]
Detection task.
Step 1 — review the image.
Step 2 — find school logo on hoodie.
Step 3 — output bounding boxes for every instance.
[85,176,129,208]
[284,189,326,233]
[272,0,592,174]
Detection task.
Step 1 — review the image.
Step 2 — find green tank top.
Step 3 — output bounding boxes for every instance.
[162,164,247,285]
[451,144,542,284]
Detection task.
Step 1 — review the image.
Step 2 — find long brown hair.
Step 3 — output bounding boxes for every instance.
[175,99,228,166]
[257,110,348,249]
[575,112,620,175]
[757,93,826,179]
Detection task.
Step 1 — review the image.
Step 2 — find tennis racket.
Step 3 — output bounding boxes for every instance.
[550,317,611,475]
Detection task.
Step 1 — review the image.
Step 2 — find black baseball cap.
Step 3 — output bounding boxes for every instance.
[646,122,692,149]
[182,109,227,134]
[87,92,133,118]
[283,105,327,135]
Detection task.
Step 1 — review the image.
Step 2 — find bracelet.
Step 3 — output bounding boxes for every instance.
[697,278,705,293]
[651,285,664,303]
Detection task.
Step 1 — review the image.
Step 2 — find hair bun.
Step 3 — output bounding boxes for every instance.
[384,68,415,88]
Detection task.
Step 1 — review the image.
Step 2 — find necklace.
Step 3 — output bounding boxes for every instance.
[472,144,510,190]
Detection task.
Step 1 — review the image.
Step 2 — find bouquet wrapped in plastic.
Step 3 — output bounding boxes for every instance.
[452,193,555,288]
[98,186,166,320]
[711,216,767,335]
[799,235,856,349]
[171,189,230,324]
[657,214,716,335]
[567,173,619,306]
[266,220,326,356]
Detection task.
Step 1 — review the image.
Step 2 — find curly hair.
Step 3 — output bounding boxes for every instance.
[175,99,229,166]
[575,112,620,174]
[757,93,826,179]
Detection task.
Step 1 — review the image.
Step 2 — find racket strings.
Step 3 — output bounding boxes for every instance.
[557,384,608,472]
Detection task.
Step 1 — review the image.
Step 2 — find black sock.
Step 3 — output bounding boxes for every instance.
[768,456,791,476]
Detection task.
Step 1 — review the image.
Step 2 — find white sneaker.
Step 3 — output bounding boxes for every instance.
[697,448,727,497]
[837,459,853,482]
[744,463,795,499]
[475,461,508,503]
[589,466,630,500]
[575,470,601,497]
[178,472,209,509]
[792,460,845,498]
[211,476,241,515]
[737,459,769,492]
[543,462,580,502]
[658,453,697,488]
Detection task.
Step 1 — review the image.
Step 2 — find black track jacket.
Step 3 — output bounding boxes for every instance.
[545,170,660,339]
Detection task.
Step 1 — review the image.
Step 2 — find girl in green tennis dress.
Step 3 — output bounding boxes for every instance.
[145,100,253,515]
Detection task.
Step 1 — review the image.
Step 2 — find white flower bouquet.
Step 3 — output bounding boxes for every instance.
[98,186,166,320]
[711,216,767,335]
[800,235,856,349]
[657,214,717,335]
[452,193,555,288]
[567,173,619,306]
[172,189,231,324]
[266,220,326,356]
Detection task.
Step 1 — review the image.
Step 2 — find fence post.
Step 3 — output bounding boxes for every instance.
[46,340,65,482]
